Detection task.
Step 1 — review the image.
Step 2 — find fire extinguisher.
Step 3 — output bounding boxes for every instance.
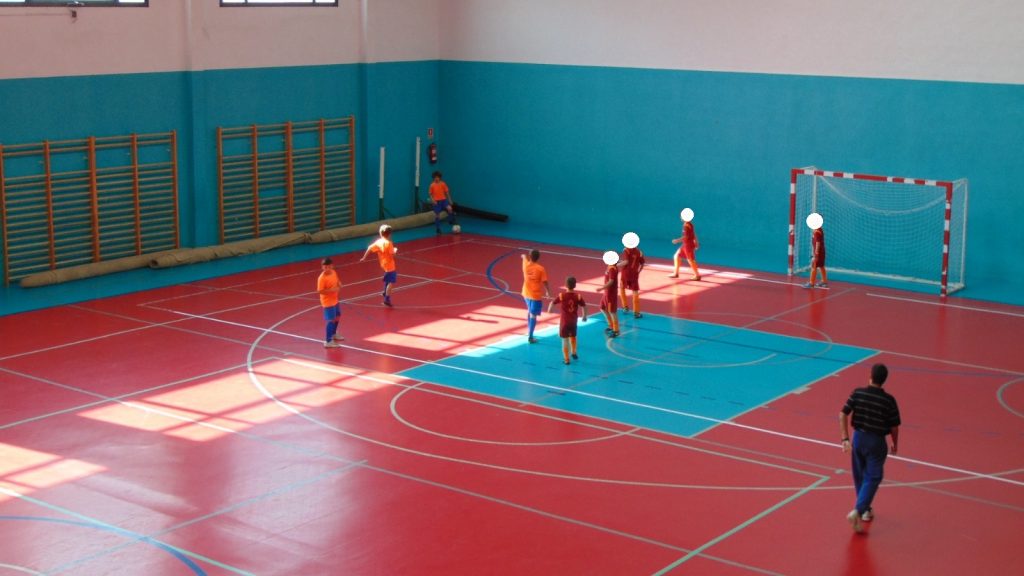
[428,142,438,164]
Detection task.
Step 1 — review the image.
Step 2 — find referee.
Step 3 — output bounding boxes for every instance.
[839,363,901,533]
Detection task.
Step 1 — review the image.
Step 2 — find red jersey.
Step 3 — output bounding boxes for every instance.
[812,228,825,256]
[620,247,645,279]
[682,222,697,251]
[604,265,618,294]
[555,291,585,327]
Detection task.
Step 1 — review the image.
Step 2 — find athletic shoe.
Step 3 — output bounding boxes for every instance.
[817,282,829,288]
[621,306,630,313]
[333,334,345,342]
[610,331,620,338]
[324,341,343,349]
[563,360,570,365]
[528,337,538,344]
[383,299,392,307]
[604,327,613,334]
[634,313,642,319]
[691,276,701,281]
[801,283,814,289]
[667,274,679,278]
[847,509,863,533]
[571,353,578,360]
[861,509,873,522]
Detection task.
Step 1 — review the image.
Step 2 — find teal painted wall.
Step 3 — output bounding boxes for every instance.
[438,61,1024,291]
[0,61,439,252]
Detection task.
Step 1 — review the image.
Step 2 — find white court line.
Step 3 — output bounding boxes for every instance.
[653,477,828,575]
[161,302,1024,489]
[867,292,1024,319]
[464,237,808,287]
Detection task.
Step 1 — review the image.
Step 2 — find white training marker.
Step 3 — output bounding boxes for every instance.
[602,251,620,266]
[622,232,640,249]
[680,208,694,222]
[806,212,823,230]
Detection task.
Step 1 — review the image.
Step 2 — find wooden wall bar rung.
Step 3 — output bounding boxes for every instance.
[217,116,356,243]
[0,130,179,283]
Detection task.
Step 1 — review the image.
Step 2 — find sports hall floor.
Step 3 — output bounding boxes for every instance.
[0,224,1022,575]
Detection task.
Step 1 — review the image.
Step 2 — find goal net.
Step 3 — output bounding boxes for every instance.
[788,168,968,296]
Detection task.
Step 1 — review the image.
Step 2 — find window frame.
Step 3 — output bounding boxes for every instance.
[0,1,148,6]
[219,0,338,6]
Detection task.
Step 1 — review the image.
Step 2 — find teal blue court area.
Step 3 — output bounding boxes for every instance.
[400,314,877,438]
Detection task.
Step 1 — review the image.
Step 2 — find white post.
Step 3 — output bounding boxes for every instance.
[378,146,386,219]
[414,137,421,213]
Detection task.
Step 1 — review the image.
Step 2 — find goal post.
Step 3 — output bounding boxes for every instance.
[788,167,968,296]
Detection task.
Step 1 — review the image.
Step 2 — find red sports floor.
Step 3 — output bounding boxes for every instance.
[1,232,1022,575]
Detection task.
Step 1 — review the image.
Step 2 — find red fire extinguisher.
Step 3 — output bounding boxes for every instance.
[428,142,438,164]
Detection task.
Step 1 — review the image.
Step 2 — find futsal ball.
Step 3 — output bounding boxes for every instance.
[452,224,461,234]
[602,250,619,266]
[622,232,640,249]
[680,208,695,222]
[806,212,823,230]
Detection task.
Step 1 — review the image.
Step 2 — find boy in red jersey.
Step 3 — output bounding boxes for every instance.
[521,249,551,343]
[547,276,587,365]
[803,213,829,288]
[618,232,645,319]
[669,208,701,281]
[598,251,620,338]
[316,257,344,348]
[428,171,457,234]
[360,224,398,307]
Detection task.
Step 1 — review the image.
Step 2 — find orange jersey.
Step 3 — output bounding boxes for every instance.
[429,181,449,202]
[370,238,396,272]
[521,259,548,300]
[317,269,340,307]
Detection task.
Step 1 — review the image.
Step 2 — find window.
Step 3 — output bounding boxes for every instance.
[0,1,147,5]
[220,0,337,6]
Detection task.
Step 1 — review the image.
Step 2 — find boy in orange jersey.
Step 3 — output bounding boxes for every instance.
[521,249,551,343]
[547,276,587,365]
[669,209,701,281]
[598,252,620,338]
[428,171,457,234]
[618,232,645,319]
[316,257,344,348]
[361,224,398,307]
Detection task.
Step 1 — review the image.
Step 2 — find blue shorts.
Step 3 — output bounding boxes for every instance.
[524,297,542,316]
[433,199,450,214]
[323,303,341,321]
[383,271,397,284]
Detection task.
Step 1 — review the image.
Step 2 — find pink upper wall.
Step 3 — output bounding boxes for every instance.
[0,0,440,80]
[438,0,1024,85]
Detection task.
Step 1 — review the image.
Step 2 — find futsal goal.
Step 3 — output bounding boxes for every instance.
[788,167,968,296]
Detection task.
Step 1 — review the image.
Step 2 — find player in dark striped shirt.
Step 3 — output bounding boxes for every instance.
[839,363,901,533]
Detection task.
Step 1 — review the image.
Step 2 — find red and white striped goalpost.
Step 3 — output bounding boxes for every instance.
[788,167,967,297]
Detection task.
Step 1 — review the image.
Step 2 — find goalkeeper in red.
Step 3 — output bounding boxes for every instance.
[803,213,829,288]
[548,276,587,365]
[618,232,645,319]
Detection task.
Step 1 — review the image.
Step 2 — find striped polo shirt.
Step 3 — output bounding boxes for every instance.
[842,385,901,436]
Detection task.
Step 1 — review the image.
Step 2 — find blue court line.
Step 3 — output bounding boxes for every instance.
[0,516,206,575]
